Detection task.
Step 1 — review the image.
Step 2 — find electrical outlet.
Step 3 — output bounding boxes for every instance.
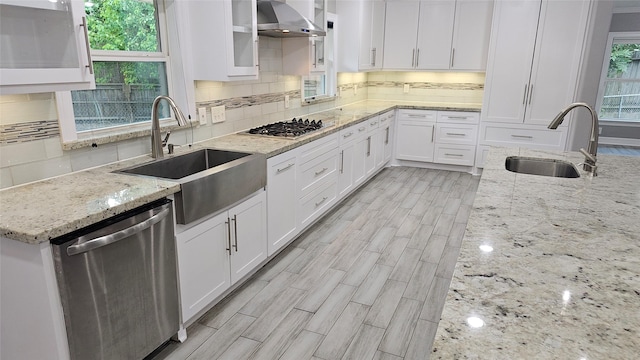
[403,84,410,93]
[198,107,207,125]
[284,95,290,109]
[211,105,225,123]
[354,84,358,95]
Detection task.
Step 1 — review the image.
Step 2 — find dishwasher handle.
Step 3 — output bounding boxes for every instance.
[67,205,171,256]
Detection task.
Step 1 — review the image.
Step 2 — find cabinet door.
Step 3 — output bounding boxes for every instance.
[338,143,355,198]
[415,0,456,70]
[481,0,541,123]
[226,0,259,76]
[358,0,375,70]
[370,0,386,70]
[353,126,369,186]
[450,0,494,70]
[230,191,267,284]
[383,1,419,69]
[176,211,231,322]
[0,0,95,94]
[395,120,436,162]
[267,152,298,256]
[524,0,590,125]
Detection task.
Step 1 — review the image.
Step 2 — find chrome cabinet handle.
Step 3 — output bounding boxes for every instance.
[511,134,533,139]
[445,153,464,157]
[276,163,294,173]
[340,150,344,173]
[315,167,328,176]
[446,132,466,136]
[315,196,328,207]
[313,41,317,67]
[445,116,470,120]
[359,126,366,132]
[431,126,435,142]
[411,49,415,67]
[232,215,238,252]
[80,16,94,74]
[385,127,390,144]
[416,48,420,67]
[372,48,377,67]
[408,114,427,118]
[451,48,455,68]
[67,204,171,256]
[343,132,353,138]
[371,48,375,66]
[225,217,232,255]
[522,84,529,105]
[370,121,378,126]
[367,136,371,156]
[528,84,534,105]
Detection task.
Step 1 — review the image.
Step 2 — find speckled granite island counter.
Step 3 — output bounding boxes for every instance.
[431,147,640,359]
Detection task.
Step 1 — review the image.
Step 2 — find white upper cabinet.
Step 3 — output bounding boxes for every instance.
[383,0,493,71]
[337,0,386,72]
[180,0,259,81]
[283,0,327,75]
[482,0,592,126]
[0,0,95,94]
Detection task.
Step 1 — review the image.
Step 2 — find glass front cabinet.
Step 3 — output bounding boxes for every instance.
[0,0,95,94]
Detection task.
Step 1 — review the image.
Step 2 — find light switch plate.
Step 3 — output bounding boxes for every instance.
[198,107,207,125]
[284,95,290,109]
[403,84,410,93]
[211,105,225,123]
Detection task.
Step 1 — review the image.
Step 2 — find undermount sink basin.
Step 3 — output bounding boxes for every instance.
[119,149,266,224]
[505,156,580,178]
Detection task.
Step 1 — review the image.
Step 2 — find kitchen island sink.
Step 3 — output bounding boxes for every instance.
[504,156,580,178]
[119,149,266,224]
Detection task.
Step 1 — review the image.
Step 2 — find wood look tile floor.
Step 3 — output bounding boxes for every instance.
[152,167,480,360]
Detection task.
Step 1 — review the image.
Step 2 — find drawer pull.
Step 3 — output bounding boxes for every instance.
[511,134,533,139]
[315,196,328,207]
[315,167,328,176]
[408,114,427,118]
[359,126,366,132]
[276,163,294,173]
[380,118,387,123]
[445,116,470,120]
[385,127,390,144]
[370,121,378,126]
[445,153,464,157]
[340,150,344,173]
[367,136,371,156]
[343,132,353,138]
[446,132,466,136]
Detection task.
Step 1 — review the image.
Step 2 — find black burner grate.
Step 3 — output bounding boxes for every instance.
[248,118,323,137]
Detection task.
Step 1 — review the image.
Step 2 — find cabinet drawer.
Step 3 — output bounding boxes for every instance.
[299,179,338,228]
[437,111,480,124]
[481,124,566,149]
[397,109,437,122]
[299,150,339,198]
[378,110,395,125]
[299,132,339,163]
[339,125,362,146]
[435,124,478,145]
[433,144,476,166]
[365,115,380,132]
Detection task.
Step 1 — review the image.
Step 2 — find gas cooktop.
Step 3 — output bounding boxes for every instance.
[247,118,324,138]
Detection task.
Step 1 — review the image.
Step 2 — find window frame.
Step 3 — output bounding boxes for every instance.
[595,31,640,124]
[56,0,180,144]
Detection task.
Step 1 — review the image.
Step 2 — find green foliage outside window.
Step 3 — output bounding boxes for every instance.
[608,44,638,78]
[84,0,161,85]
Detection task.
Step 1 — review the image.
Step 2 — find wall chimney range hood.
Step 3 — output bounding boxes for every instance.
[257,0,326,38]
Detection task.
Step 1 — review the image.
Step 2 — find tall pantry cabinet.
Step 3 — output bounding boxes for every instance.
[479,0,592,151]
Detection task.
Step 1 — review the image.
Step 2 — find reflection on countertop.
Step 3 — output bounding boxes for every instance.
[430,146,640,359]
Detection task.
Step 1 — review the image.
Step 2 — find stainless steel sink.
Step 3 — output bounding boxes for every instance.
[505,156,580,178]
[119,149,266,224]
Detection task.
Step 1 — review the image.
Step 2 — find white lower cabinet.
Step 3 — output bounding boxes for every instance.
[267,150,299,256]
[396,109,479,167]
[176,191,266,323]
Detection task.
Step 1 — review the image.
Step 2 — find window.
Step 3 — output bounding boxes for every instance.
[596,32,640,123]
[58,0,175,141]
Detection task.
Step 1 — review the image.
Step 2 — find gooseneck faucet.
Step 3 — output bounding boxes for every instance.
[151,95,189,158]
[547,102,599,175]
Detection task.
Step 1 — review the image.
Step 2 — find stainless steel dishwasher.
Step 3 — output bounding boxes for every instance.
[51,198,179,360]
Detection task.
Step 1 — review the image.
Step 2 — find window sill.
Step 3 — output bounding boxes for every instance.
[62,121,199,150]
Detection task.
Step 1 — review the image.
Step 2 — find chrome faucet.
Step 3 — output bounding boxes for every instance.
[151,95,188,158]
[547,102,599,175]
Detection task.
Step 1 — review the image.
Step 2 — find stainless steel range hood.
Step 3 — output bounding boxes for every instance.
[257,0,326,38]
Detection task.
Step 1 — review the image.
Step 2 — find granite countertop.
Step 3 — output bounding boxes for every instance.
[431,147,640,358]
[0,100,480,244]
